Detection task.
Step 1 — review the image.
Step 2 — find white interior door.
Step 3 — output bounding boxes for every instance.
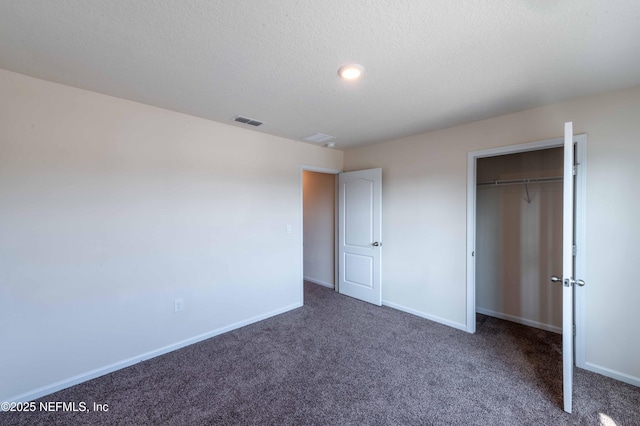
[338,168,382,306]
[557,121,586,413]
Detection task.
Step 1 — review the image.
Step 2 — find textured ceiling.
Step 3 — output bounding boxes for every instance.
[1,1,640,150]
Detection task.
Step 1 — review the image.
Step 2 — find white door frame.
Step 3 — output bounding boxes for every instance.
[466,135,587,366]
[299,165,341,304]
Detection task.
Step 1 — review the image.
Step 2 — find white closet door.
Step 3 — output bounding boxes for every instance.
[557,121,586,413]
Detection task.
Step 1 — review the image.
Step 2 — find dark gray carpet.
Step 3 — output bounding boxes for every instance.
[3,282,639,425]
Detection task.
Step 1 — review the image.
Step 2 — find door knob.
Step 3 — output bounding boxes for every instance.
[551,276,572,287]
[372,242,380,246]
[551,276,586,287]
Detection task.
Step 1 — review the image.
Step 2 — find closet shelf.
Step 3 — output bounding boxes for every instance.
[477,176,563,186]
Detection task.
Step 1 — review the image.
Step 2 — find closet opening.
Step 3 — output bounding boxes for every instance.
[475,147,563,333]
[466,134,586,366]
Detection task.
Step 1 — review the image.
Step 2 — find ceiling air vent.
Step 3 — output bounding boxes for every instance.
[233,115,264,127]
[303,133,335,143]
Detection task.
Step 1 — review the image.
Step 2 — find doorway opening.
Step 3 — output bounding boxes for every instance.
[299,166,383,306]
[466,135,587,367]
[302,170,337,289]
[300,166,339,303]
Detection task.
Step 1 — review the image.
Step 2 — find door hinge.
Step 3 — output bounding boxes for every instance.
[572,165,577,176]
[573,324,576,336]
[572,245,577,256]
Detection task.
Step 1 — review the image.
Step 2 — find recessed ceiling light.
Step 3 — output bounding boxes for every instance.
[338,64,364,80]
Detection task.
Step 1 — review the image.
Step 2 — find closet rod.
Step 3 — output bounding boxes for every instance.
[477,176,563,186]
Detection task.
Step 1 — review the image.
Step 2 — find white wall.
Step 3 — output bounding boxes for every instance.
[302,171,335,288]
[475,149,563,333]
[344,85,640,385]
[0,69,343,402]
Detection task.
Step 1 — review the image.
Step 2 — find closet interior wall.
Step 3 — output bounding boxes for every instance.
[476,148,564,332]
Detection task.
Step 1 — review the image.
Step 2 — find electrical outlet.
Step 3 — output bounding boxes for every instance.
[174,298,184,313]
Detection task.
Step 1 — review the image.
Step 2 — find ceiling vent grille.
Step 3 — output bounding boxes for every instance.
[303,133,336,143]
[233,115,264,127]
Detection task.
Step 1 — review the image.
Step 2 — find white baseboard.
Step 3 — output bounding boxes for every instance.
[303,277,334,289]
[382,300,467,332]
[475,307,562,334]
[581,362,640,388]
[5,302,302,405]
